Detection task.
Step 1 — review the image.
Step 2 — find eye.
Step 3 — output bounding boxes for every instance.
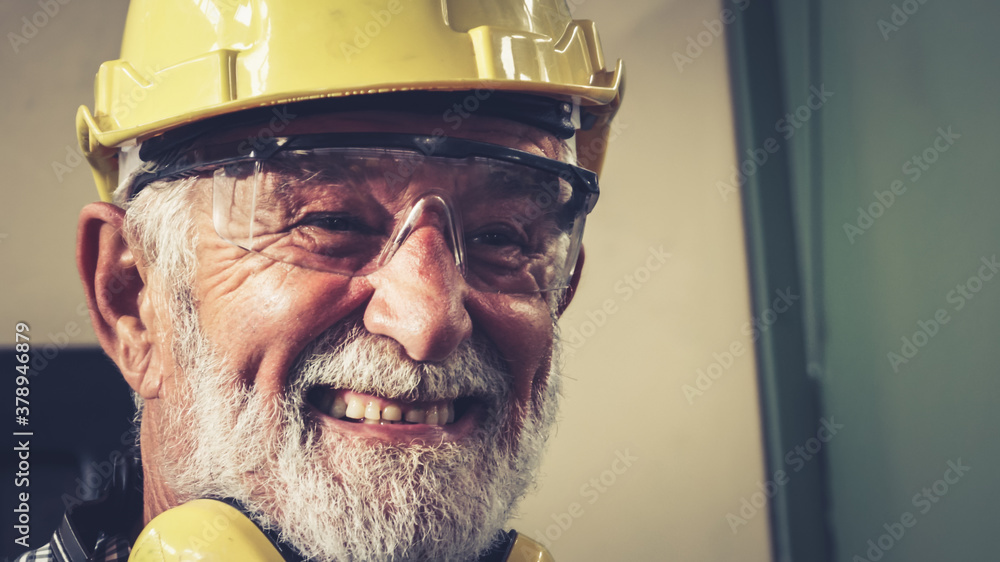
[299,213,375,234]
[467,223,530,250]
[470,231,518,246]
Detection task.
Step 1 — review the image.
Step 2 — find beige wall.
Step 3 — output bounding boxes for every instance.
[0,0,770,559]
[516,1,771,559]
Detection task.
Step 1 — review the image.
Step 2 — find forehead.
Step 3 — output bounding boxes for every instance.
[197,110,571,163]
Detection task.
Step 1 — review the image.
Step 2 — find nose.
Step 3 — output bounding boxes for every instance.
[363,225,473,362]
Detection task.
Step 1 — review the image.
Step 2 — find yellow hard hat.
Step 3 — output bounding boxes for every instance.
[77,0,625,202]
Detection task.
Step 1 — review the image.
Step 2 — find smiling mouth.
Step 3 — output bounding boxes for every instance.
[307,386,476,426]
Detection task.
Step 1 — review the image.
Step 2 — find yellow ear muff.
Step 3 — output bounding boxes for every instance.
[127,499,286,562]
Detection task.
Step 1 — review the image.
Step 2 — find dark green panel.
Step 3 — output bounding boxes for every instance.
[726,1,832,561]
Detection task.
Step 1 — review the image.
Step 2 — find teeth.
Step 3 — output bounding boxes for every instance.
[426,405,440,426]
[318,390,459,426]
[382,405,402,422]
[363,418,380,425]
[345,397,365,420]
[330,396,347,419]
[405,407,426,424]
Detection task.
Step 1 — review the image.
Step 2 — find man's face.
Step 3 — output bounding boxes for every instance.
[139,111,572,560]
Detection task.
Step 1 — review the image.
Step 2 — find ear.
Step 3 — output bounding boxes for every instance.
[556,245,584,317]
[77,202,162,399]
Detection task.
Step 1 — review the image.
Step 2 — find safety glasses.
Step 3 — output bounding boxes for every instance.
[130,133,599,294]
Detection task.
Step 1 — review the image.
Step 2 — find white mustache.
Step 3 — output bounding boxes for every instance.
[287,319,511,406]
[165,311,559,560]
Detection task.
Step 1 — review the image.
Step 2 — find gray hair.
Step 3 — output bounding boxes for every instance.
[113,176,202,415]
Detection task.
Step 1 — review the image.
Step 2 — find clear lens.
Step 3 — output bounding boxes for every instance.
[211,145,590,293]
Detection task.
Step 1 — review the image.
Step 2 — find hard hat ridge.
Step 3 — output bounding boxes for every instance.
[78,0,625,202]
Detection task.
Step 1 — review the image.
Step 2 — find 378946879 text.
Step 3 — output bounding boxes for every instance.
[13,321,33,549]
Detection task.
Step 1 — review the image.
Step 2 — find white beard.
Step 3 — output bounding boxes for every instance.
[152,308,561,562]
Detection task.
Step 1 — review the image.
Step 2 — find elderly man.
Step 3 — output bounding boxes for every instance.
[18,1,622,560]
